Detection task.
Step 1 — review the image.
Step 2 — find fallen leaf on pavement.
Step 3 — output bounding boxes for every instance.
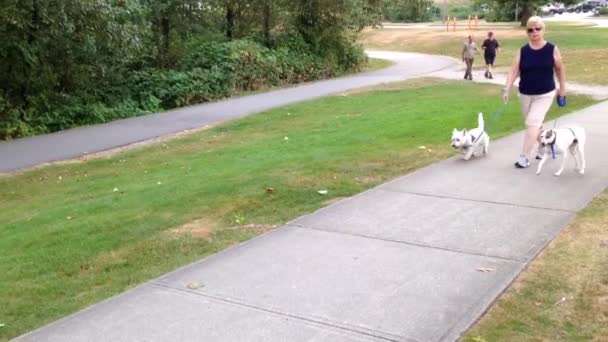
[476,267,496,273]
[187,282,204,290]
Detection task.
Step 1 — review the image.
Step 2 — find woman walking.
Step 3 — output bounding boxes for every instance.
[482,31,500,79]
[462,35,477,80]
[503,16,567,168]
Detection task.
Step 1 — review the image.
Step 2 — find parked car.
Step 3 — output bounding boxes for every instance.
[540,2,566,14]
[583,1,599,11]
[567,1,598,12]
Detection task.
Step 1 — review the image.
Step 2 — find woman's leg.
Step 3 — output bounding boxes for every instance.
[521,91,556,159]
[523,125,540,159]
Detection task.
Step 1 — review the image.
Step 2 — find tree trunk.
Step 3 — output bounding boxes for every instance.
[263,1,271,47]
[22,0,41,108]
[226,3,235,40]
[28,0,39,44]
[297,0,319,46]
[520,4,533,26]
[161,15,170,60]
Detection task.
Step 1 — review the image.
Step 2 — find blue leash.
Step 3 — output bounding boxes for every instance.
[550,96,567,159]
[472,102,508,144]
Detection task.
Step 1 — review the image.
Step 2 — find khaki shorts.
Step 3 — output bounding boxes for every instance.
[519,90,556,127]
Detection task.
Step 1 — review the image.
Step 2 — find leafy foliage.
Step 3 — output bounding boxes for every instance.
[0,0,382,139]
[383,0,438,23]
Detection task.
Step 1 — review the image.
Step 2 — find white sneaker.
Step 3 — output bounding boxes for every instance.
[514,155,530,168]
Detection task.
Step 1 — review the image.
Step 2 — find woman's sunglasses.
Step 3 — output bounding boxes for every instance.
[527,27,543,33]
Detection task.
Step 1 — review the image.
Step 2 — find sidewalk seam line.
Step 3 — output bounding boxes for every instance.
[379,188,576,213]
[150,283,410,342]
[288,224,525,263]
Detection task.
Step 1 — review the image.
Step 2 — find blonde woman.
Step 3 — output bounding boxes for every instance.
[503,16,567,168]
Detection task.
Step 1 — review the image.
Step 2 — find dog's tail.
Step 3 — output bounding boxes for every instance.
[477,112,485,130]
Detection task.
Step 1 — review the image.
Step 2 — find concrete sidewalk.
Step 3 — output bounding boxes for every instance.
[14,101,608,342]
[0,51,455,173]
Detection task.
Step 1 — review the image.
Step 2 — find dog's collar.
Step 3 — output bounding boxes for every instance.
[549,131,557,159]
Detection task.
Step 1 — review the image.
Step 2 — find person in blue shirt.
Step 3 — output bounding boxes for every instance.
[503,16,567,169]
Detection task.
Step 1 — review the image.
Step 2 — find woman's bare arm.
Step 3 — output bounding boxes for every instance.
[554,46,567,96]
[503,49,521,103]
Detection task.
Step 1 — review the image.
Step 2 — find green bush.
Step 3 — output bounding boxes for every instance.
[599,8,608,15]
[0,34,367,140]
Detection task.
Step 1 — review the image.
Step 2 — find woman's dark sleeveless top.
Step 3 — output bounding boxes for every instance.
[519,42,556,95]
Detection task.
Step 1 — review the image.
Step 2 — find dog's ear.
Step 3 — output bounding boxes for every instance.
[452,128,457,134]
[546,130,554,140]
[462,128,468,136]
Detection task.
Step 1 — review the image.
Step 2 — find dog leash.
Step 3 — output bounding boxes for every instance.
[472,102,508,144]
[549,95,568,158]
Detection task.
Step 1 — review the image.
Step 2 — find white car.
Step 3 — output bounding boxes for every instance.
[540,2,566,14]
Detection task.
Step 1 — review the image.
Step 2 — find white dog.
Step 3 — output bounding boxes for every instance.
[536,126,586,176]
[451,112,490,160]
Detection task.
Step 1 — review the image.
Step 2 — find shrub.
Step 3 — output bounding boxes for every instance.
[1,35,368,139]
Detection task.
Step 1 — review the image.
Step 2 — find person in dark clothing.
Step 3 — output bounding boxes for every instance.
[503,16,567,169]
[481,31,500,79]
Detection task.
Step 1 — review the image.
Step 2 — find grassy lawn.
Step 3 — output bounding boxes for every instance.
[464,190,608,341]
[0,79,596,340]
[366,57,395,71]
[360,23,608,85]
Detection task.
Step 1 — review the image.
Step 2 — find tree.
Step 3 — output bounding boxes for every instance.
[383,0,435,23]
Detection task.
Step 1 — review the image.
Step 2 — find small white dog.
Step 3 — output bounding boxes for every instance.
[451,112,490,160]
[536,126,586,176]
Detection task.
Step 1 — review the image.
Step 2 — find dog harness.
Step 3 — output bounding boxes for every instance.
[547,128,578,160]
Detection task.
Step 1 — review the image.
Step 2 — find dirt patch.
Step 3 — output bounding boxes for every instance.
[322,197,348,206]
[354,175,385,185]
[78,249,129,275]
[222,224,276,234]
[167,218,218,239]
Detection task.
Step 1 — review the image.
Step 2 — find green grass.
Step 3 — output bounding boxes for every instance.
[365,57,395,71]
[464,191,608,341]
[360,24,608,85]
[0,79,596,340]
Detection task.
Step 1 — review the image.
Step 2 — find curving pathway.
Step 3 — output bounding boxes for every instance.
[0,51,455,173]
